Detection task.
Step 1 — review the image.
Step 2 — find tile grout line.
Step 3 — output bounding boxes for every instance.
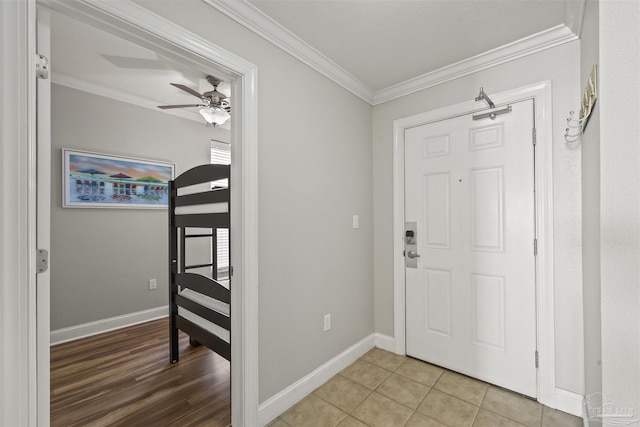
[378,353,444,427]
[347,365,390,426]
[273,349,574,427]
[371,354,441,426]
[369,356,527,427]
[308,372,376,426]
[394,360,539,427]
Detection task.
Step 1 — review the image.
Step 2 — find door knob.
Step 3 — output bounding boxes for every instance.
[407,250,421,259]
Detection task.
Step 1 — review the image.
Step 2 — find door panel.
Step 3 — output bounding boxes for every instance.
[424,173,450,248]
[470,167,504,252]
[424,268,452,337]
[405,100,537,397]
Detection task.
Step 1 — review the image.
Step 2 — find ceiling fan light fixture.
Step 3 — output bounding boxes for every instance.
[199,106,230,126]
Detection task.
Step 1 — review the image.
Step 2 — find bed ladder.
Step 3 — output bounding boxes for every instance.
[180,229,219,280]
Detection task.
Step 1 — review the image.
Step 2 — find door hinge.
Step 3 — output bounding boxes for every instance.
[230,265,234,277]
[36,249,49,274]
[535,350,539,368]
[532,128,537,146]
[36,54,50,79]
[533,238,538,256]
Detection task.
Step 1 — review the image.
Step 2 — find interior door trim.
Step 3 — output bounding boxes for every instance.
[392,81,556,407]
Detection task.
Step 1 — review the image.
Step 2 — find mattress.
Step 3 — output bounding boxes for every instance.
[178,284,230,343]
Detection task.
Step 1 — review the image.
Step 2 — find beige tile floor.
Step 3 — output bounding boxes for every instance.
[268,348,582,427]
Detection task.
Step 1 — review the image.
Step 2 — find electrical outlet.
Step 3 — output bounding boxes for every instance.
[149,279,157,290]
[324,314,331,332]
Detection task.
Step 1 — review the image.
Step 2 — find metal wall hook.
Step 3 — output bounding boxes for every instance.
[565,111,584,142]
[564,65,598,143]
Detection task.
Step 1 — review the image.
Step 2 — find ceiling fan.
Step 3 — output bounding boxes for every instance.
[158,75,231,126]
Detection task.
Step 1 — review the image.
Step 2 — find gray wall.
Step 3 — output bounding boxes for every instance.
[134,0,375,404]
[579,0,602,420]
[598,0,640,421]
[372,42,585,394]
[50,84,223,330]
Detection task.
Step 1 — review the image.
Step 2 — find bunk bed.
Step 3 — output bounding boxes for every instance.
[168,164,231,363]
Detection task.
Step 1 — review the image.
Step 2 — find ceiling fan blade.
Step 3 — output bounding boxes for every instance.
[170,83,204,99]
[157,104,204,109]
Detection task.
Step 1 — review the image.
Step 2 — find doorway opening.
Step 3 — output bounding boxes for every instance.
[36,1,258,424]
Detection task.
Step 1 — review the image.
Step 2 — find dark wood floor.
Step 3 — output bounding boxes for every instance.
[50,317,230,427]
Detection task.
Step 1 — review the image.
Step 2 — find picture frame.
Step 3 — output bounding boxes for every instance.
[62,149,175,209]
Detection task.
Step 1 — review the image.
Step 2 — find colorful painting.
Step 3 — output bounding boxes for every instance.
[63,149,174,208]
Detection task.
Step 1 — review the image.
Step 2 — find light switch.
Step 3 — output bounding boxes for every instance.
[352,215,359,229]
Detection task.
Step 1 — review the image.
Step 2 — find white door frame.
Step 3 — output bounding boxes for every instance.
[0,0,38,425]
[392,81,557,407]
[36,7,52,423]
[34,0,260,425]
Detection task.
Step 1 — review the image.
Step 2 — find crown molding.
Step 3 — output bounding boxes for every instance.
[373,24,578,105]
[564,0,587,38]
[201,0,376,104]
[202,0,584,107]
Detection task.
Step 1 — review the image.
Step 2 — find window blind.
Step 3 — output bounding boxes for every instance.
[211,140,230,274]
[211,140,231,188]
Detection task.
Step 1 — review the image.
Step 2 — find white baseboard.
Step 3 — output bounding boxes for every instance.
[257,334,376,426]
[374,333,396,353]
[50,306,168,346]
[555,387,584,418]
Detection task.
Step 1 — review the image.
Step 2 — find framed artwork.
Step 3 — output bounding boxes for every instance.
[62,149,174,209]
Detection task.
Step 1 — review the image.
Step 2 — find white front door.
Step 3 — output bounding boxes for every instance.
[404,99,537,397]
